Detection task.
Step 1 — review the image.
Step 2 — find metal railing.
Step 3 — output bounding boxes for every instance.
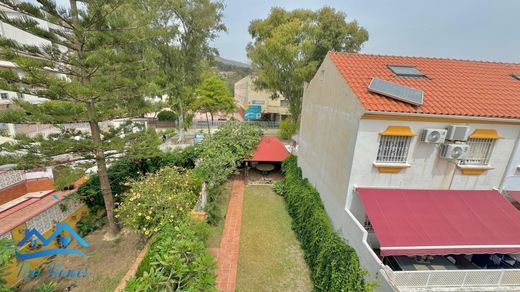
[388,268,520,289]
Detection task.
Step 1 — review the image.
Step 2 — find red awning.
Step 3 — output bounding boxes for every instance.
[357,188,520,256]
[247,136,289,162]
[508,191,520,204]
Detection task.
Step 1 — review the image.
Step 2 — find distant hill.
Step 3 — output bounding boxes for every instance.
[215,56,252,94]
[215,56,251,69]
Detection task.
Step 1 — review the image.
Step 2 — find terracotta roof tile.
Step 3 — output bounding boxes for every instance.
[328,52,520,119]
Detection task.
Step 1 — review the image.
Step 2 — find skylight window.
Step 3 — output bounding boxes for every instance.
[512,74,520,81]
[388,65,425,77]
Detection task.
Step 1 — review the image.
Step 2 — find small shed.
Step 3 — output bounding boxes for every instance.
[247,135,290,163]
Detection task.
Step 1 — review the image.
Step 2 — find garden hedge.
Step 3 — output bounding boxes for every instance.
[281,156,371,292]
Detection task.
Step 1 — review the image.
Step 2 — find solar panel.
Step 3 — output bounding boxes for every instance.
[388,65,425,77]
[368,78,424,106]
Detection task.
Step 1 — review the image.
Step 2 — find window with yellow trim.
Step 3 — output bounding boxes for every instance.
[460,138,495,166]
[376,135,412,163]
[460,129,501,166]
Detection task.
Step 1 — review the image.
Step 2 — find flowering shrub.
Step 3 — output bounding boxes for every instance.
[77,146,198,210]
[125,220,215,291]
[115,166,202,237]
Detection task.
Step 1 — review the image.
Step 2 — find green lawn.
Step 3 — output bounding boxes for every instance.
[207,181,233,247]
[237,185,312,292]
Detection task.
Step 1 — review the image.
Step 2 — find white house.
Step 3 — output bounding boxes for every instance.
[298,52,520,291]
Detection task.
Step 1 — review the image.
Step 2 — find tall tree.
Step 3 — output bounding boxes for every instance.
[0,0,154,236]
[149,0,225,143]
[193,75,235,136]
[247,7,369,122]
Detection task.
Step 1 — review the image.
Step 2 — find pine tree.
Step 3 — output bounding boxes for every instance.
[0,0,156,236]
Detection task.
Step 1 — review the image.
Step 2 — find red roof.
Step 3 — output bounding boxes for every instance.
[329,52,520,119]
[358,188,520,256]
[0,177,86,236]
[248,136,289,162]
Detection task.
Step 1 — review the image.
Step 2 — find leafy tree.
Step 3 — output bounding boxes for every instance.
[247,7,369,122]
[195,121,261,185]
[148,0,226,143]
[0,0,155,236]
[193,75,236,136]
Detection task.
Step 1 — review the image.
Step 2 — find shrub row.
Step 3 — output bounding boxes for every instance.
[195,122,261,224]
[280,156,371,292]
[124,220,216,291]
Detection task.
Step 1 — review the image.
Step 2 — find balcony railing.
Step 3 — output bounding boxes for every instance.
[388,268,520,289]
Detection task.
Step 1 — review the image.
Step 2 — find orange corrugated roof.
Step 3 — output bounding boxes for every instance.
[328,52,520,119]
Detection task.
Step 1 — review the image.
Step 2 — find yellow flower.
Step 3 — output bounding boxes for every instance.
[146,216,151,220]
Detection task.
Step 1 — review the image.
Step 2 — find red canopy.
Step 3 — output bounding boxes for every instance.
[508,191,520,204]
[247,136,289,162]
[358,188,520,256]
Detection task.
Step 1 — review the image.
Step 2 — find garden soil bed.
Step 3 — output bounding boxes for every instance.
[17,226,144,292]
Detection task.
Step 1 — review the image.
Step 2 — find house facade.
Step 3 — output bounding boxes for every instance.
[298,52,520,291]
[234,75,289,122]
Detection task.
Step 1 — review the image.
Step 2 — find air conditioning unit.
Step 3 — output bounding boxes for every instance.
[440,143,470,160]
[446,125,470,141]
[420,129,447,144]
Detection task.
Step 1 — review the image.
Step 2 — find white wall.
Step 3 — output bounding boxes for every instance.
[502,135,520,191]
[298,55,365,224]
[24,167,53,180]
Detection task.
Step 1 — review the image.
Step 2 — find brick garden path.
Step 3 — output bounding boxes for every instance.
[215,177,245,292]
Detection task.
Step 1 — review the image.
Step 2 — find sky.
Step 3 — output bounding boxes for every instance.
[212,0,520,64]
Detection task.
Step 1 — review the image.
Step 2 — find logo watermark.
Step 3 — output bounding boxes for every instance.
[15,222,90,280]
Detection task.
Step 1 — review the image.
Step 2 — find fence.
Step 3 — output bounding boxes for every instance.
[13,122,111,137]
[388,268,520,289]
[192,120,279,129]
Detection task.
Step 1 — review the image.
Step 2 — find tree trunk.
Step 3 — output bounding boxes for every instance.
[176,103,185,144]
[205,112,211,137]
[86,101,120,236]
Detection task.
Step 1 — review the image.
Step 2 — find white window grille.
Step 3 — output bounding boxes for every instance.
[376,135,412,163]
[364,216,373,232]
[460,138,495,166]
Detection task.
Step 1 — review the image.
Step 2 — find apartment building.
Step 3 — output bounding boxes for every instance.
[234,75,289,121]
